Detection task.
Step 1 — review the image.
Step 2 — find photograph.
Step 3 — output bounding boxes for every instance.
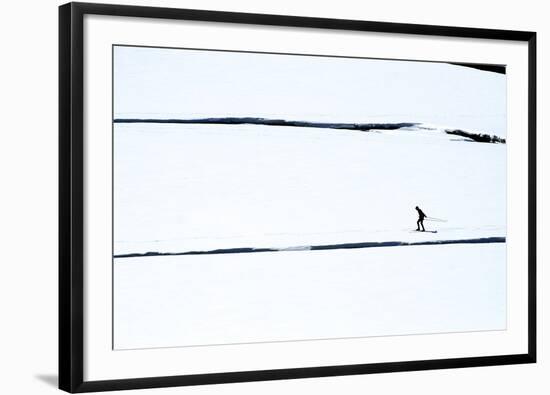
[112,45,508,351]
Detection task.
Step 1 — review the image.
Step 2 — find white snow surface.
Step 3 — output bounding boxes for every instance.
[114,123,506,255]
[114,244,506,349]
[112,45,507,349]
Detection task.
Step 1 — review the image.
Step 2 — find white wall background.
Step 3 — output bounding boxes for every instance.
[0,0,546,394]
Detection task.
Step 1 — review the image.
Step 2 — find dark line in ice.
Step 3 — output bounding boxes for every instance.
[445,129,506,144]
[113,237,506,259]
[114,117,505,144]
[113,117,418,132]
[449,62,506,74]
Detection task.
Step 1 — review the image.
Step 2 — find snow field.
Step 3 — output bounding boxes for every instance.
[114,243,506,349]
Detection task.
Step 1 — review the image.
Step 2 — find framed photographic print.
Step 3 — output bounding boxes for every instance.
[59,2,536,392]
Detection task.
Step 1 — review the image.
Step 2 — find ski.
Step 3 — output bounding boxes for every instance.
[410,230,438,233]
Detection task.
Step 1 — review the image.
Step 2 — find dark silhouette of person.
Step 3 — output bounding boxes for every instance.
[415,206,426,231]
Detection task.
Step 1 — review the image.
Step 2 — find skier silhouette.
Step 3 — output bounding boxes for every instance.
[415,206,426,231]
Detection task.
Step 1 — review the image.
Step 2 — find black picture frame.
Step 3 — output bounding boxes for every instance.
[59,2,537,393]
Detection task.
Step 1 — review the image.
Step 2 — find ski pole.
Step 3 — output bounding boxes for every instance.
[426,216,447,222]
